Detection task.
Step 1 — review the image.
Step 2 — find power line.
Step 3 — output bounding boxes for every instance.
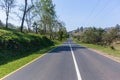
[86,0,101,20]
[93,0,111,18]
[82,0,120,27]
[84,0,111,27]
[93,0,120,25]
[82,0,101,26]
[96,0,120,18]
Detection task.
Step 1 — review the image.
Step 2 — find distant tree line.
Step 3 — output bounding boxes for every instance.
[73,24,120,49]
[0,0,68,40]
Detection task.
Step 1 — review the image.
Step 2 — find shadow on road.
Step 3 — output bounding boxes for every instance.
[49,43,86,54]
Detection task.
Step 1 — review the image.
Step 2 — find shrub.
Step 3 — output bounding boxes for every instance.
[0,29,54,51]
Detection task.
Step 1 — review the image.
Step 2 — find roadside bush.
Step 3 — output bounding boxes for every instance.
[110,45,115,50]
[102,27,119,46]
[80,27,104,44]
[78,27,119,47]
[0,29,55,66]
[0,29,54,51]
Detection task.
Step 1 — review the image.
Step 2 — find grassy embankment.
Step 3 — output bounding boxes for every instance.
[74,39,120,57]
[0,29,64,78]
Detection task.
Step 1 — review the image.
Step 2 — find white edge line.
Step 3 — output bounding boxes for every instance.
[0,46,60,80]
[69,42,82,80]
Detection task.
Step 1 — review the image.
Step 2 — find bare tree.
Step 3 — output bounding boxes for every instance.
[25,5,35,32]
[0,0,15,28]
[20,0,35,32]
[20,0,27,32]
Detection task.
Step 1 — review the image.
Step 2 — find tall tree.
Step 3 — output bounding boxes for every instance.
[20,0,27,32]
[33,0,67,38]
[20,0,34,32]
[35,0,56,35]
[25,4,35,32]
[0,0,15,28]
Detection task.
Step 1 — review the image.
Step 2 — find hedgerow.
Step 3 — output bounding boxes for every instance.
[0,29,54,50]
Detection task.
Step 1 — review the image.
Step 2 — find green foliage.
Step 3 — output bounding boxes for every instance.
[76,26,120,46]
[80,27,104,44]
[35,0,56,34]
[0,29,54,50]
[102,27,119,45]
[0,29,55,74]
[33,0,68,40]
[0,28,63,78]
[0,29,63,78]
[58,27,68,41]
[0,46,57,78]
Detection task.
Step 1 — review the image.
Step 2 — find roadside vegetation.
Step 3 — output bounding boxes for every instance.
[0,0,68,78]
[74,39,120,57]
[73,25,120,56]
[0,29,53,65]
[0,28,67,78]
[0,45,56,78]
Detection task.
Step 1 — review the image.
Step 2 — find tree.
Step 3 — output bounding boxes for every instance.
[80,27,104,44]
[25,5,35,32]
[115,24,120,31]
[39,0,56,36]
[20,0,34,32]
[0,0,16,28]
[102,27,119,46]
[58,26,67,41]
[80,26,84,32]
[57,21,67,41]
[32,0,67,38]
[20,0,27,32]
[32,22,38,34]
[0,20,3,27]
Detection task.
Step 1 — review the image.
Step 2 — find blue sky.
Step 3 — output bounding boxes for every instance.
[53,0,120,31]
[0,0,120,31]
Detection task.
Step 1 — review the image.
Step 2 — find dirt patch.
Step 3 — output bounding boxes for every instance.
[88,48,120,63]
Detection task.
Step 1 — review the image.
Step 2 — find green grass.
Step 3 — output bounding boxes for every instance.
[0,45,59,78]
[0,29,54,50]
[74,39,120,57]
[114,44,120,51]
[0,29,54,65]
[0,28,65,78]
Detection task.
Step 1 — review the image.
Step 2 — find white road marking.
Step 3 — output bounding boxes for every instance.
[69,42,82,80]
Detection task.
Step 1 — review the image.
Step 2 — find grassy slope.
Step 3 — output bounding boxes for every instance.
[0,46,55,78]
[74,39,120,57]
[0,29,64,78]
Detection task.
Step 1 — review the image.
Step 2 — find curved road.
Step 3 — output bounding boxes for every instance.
[1,40,120,80]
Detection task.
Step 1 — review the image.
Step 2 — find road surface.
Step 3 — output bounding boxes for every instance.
[1,40,120,80]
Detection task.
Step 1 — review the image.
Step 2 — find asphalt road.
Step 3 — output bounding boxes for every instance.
[2,40,120,80]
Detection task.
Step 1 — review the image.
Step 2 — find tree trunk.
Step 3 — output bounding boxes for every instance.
[6,7,10,28]
[6,13,9,28]
[35,25,38,34]
[20,0,27,32]
[26,18,31,32]
[44,24,46,34]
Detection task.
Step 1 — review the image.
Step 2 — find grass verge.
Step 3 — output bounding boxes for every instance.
[0,29,65,78]
[0,43,62,79]
[74,39,120,57]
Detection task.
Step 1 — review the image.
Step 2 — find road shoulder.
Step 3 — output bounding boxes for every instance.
[88,48,120,63]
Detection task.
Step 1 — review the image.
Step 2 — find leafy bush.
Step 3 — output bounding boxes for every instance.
[0,29,55,66]
[0,29,54,50]
[80,27,104,44]
[78,27,120,46]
